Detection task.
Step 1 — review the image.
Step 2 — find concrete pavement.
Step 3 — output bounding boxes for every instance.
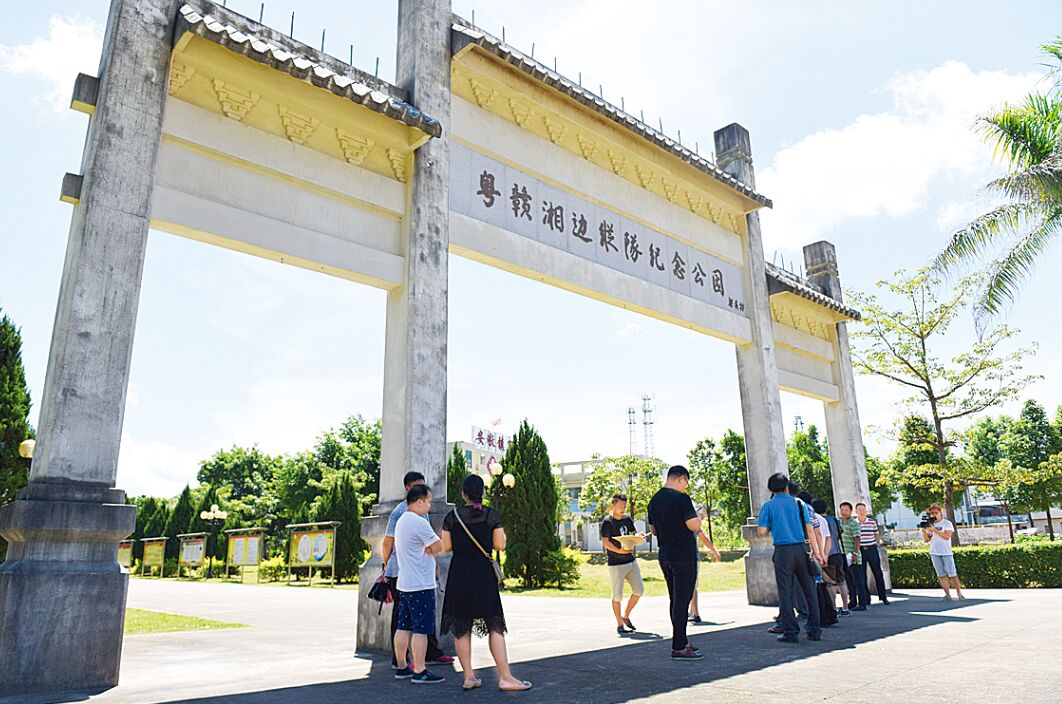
[2,579,1060,703]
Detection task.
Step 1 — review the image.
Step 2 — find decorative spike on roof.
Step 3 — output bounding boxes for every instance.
[766,263,861,321]
[450,18,772,209]
[176,2,441,138]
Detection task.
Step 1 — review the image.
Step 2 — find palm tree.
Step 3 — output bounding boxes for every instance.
[934,39,1062,319]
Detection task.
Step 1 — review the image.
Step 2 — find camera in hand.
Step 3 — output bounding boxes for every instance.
[917,512,934,529]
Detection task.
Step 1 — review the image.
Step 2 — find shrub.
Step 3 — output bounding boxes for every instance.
[258,555,287,582]
[888,541,1062,588]
[539,547,581,588]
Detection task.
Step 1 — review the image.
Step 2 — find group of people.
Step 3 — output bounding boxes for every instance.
[379,465,967,685]
[380,471,531,690]
[758,473,964,642]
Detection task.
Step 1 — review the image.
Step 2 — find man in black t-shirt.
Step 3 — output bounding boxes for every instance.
[647,466,703,660]
[600,494,645,635]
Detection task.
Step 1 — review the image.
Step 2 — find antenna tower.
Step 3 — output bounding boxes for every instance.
[628,407,638,456]
[641,394,655,459]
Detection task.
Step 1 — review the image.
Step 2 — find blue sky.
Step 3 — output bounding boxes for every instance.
[3,1,1061,497]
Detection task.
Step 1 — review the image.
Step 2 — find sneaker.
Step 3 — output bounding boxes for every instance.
[880,599,890,605]
[671,646,704,660]
[806,632,822,641]
[767,625,784,634]
[942,595,953,602]
[623,618,637,632]
[394,667,414,679]
[776,634,799,644]
[852,605,867,612]
[688,614,702,624]
[617,625,629,635]
[956,593,966,600]
[411,670,445,684]
[839,608,851,617]
[427,655,455,665]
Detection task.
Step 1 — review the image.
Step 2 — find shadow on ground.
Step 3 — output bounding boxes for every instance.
[27,594,1004,704]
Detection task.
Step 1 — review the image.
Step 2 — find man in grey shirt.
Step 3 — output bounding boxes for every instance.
[381,471,452,667]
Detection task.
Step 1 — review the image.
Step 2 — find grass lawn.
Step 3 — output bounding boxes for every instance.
[124,608,247,636]
[504,555,746,598]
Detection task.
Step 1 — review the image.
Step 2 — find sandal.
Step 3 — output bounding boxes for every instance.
[498,680,533,692]
[463,678,482,690]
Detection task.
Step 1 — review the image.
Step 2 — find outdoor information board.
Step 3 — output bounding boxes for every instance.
[117,540,134,569]
[224,527,267,583]
[286,522,340,586]
[141,537,167,578]
[176,533,208,579]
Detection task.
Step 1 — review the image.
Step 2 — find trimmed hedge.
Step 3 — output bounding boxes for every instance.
[889,541,1062,588]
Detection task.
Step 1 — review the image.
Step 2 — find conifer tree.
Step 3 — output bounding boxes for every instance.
[0,311,33,561]
[312,470,363,581]
[164,486,195,558]
[447,443,469,505]
[502,420,562,587]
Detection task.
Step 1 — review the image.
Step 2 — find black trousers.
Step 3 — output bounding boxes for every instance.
[389,577,444,665]
[846,561,870,607]
[860,545,888,602]
[661,560,698,651]
[773,544,820,638]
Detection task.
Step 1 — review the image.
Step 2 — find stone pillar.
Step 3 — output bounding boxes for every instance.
[803,241,873,511]
[357,0,453,655]
[714,124,788,606]
[0,0,180,695]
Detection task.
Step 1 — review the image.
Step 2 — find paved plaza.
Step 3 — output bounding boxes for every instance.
[3,580,1059,704]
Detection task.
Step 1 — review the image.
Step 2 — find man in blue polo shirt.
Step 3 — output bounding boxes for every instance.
[758,472,823,643]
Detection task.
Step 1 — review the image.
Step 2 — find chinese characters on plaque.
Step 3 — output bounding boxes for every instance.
[471,425,508,454]
[450,143,747,316]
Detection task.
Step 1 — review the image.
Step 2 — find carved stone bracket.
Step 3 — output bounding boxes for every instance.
[212,79,259,121]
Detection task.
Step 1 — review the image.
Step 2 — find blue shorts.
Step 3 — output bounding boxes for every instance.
[396,589,436,635]
[930,554,957,578]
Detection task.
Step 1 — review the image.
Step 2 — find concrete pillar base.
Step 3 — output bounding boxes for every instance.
[0,481,136,695]
[356,500,454,656]
[742,520,778,607]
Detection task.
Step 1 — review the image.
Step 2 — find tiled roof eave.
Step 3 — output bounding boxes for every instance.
[450,20,771,209]
[766,264,862,321]
[176,3,441,138]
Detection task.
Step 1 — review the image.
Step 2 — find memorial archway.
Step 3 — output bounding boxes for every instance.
[0,0,875,695]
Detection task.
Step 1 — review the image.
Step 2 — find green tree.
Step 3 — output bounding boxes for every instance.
[312,470,364,581]
[786,425,834,507]
[933,39,1062,317]
[714,430,751,536]
[851,268,1038,541]
[687,437,718,542]
[314,415,381,506]
[502,420,562,587]
[965,416,1018,541]
[447,443,469,505]
[884,416,944,514]
[164,486,196,558]
[143,500,170,541]
[197,446,279,502]
[864,450,895,519]
[578,455,663,524]
[1,311,34,559]
[1001,399,1062,540]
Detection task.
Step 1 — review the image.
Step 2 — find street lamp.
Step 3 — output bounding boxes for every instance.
[502,472,515,489]
[199,503,228,579]
[18,439,35,459]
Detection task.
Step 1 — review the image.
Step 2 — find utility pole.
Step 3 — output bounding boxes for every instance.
[641,394,655,460]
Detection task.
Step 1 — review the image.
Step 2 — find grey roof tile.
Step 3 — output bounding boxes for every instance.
[766,263,861,321]
[176,3,441,138]
[450,19,771,208]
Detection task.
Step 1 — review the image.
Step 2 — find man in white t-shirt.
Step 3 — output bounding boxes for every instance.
[922,503,964,601]
[392,484,446,685]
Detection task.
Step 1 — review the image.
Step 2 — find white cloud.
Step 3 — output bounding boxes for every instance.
[116,433,205,498]
[758,61,1040,251]
[615,322,647,339]
[0,15,103,111]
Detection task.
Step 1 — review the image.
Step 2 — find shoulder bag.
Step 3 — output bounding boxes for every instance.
[453,507,504,585]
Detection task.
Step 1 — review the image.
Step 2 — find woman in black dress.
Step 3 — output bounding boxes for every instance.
[440,474,531,692]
